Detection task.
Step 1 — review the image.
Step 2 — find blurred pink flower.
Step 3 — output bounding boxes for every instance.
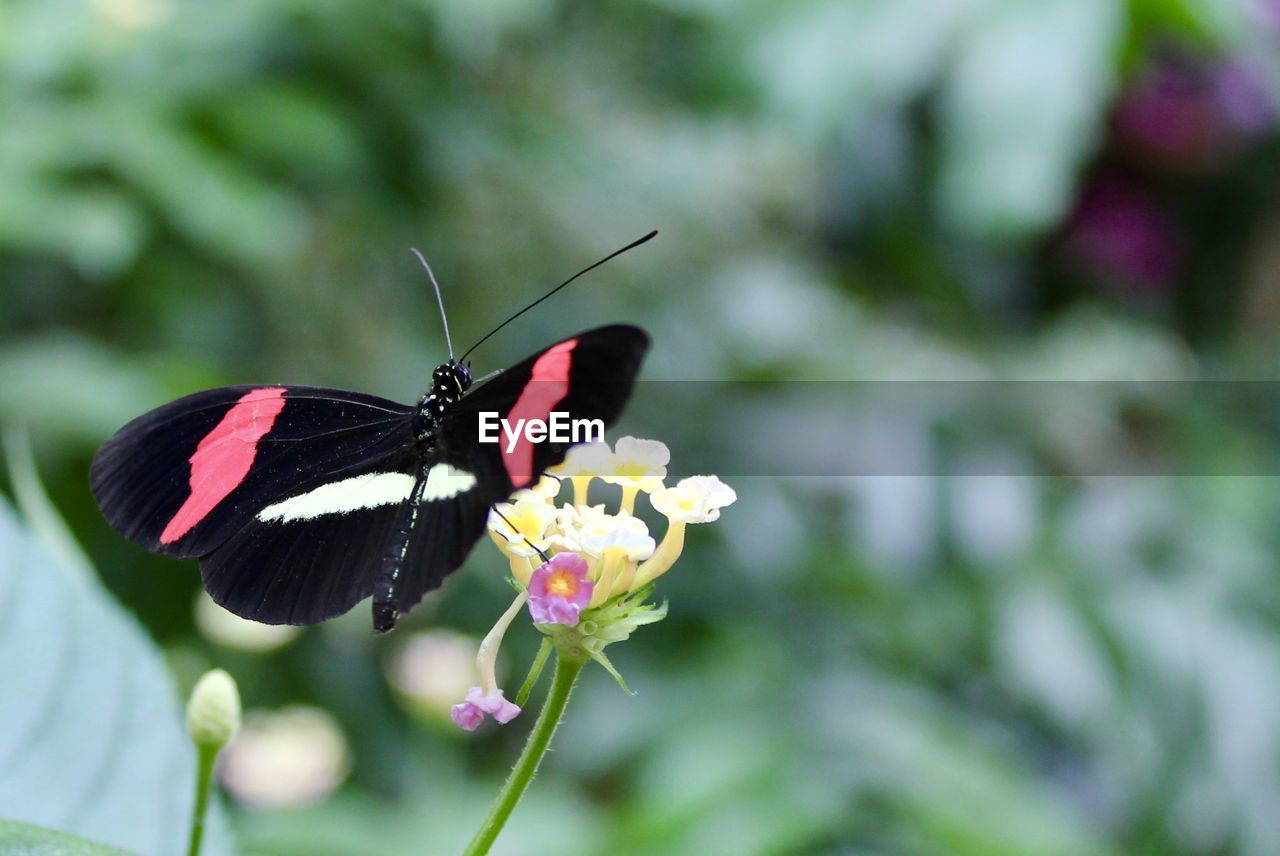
[1064,176,1180,292]
[1248,0,1280,29]
[1113,52,1275,168]
[1213,62,1275,135]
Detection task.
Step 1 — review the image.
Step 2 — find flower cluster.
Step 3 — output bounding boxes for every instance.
[450,437,735,731]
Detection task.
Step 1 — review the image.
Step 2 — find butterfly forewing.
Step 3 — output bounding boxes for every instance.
[443,324,649,491]
[90,386,415,558]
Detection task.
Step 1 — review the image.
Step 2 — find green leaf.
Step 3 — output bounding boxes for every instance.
[0,337,171,446]
[0,818,134,856]
[937,0,1123,238]
[0,492,233,855]
[4,427,94,588]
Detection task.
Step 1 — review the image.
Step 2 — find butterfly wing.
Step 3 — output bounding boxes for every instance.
[442,324,650,491]
[198,476,417,625]
[383,325,650,618]
[91,385,421,624]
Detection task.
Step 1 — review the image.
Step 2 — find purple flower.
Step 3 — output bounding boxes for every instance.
[1064,176,1180,292]
[450,686,521,731]
[1213,62,1276,135]
[450,700,486,732]
[1248,0,1280,30]
[1113,52,1276,169]
[528,553,594,627]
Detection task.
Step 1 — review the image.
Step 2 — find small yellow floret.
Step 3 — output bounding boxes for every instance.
[547,570,578,597]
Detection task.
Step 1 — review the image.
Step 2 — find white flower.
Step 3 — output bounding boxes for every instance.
[466,431,738,706]
[599,437,669,492]
[529,475,563,500]
[388,630,480,720]
[548,503,608,553]
[219,707,349,809]
[649,475,738,524]
[579,511,656,562]
[548,440,615,478]
[195,592,298,652]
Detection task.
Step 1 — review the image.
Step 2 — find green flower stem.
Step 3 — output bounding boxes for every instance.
[515,637,553,707]
[462,653,585,856]
[186,742,219,856]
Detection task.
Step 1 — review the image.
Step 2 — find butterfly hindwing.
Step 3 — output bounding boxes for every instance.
[393,461,497,617]
[199,479,412,625]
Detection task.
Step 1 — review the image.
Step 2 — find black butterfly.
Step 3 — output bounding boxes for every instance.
[90,236,653,633]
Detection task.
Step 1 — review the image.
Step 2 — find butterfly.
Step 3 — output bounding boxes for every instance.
[89,234,654,633]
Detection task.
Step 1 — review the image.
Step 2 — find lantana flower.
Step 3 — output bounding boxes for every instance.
[449,591,527,731]
[527,552,593,625]
[487,490,559,584]
[453,436,735,728]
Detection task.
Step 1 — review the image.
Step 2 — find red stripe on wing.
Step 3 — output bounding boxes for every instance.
[502,339,577,488]
[160,387,287,545]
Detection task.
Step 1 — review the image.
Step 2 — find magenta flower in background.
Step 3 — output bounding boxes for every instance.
[1113,51,1276,169]
[1114,59,1218,163]
[528,553,594,626]
[1064,176,1181,293]
[1248,0,1280,29]
[1213,62,1276,135]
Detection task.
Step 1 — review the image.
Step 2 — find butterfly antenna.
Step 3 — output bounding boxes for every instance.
[410,248,454,361]
[491,505,550,563]
[459,229,658,362]
[470,367,505,385]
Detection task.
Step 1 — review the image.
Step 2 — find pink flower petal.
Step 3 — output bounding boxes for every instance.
[450,702,484,731]
[491,697,521,723]
[452,686,521,730]
[528,553,594,627]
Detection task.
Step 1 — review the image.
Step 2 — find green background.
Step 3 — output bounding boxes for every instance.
[4,0,1280,853]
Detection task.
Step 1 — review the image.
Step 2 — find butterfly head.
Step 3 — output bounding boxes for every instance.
[432,360,472,400]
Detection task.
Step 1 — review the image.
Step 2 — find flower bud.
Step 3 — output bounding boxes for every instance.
[186,668,242,748]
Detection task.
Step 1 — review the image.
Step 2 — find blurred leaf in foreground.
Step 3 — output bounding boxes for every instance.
[0,818,134,856]
[0,444,232,855]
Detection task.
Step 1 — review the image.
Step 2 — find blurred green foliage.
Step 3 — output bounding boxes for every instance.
[5,0,1280,853]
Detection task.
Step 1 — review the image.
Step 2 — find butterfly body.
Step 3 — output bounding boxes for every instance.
[90,325,648,633]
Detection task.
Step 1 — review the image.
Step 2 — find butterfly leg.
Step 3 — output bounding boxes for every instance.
[372,462,432,633]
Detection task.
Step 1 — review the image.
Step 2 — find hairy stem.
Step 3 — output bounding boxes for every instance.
[462,654,585,856]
